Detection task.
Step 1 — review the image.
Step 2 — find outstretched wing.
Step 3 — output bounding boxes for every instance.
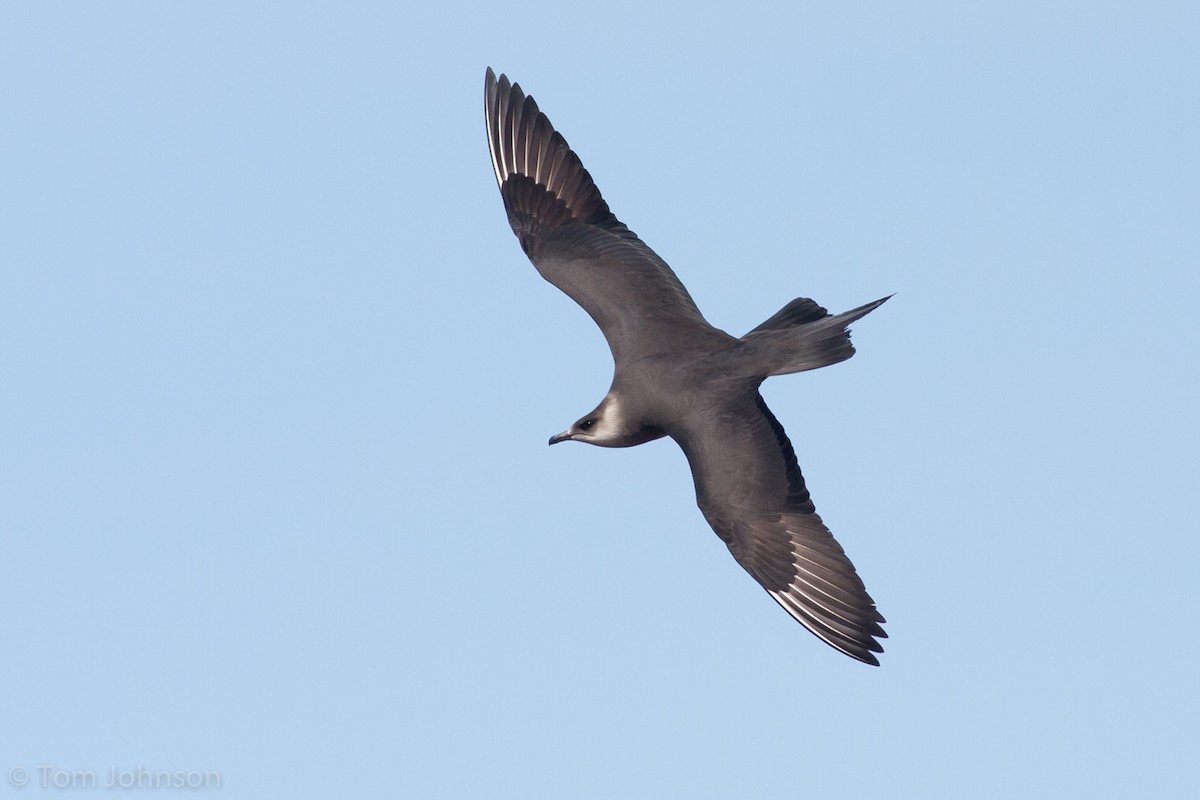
[484,68,722,365]
[673,394,886,664]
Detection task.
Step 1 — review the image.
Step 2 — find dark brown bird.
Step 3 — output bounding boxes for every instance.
[484,68,889,664]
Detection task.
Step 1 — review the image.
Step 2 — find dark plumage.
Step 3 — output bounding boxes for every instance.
[485,68,889,664]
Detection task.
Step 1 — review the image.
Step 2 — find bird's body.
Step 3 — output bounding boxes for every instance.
[485,68,889,665]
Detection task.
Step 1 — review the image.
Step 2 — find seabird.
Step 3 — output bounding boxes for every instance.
[484,68,889,665]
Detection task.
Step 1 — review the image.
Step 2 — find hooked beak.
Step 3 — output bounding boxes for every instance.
[548,431,573,446]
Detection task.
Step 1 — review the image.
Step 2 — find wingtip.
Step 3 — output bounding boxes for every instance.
[846,635,885,666]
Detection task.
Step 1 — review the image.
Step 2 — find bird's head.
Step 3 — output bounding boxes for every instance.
[548,394,665,449]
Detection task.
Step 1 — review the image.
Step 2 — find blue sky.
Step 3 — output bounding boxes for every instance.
[2,2,1197,797]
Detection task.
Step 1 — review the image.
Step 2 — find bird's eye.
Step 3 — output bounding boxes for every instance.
[579,419,595,431]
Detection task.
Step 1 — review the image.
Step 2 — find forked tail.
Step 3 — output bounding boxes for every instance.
[740,295,891,377]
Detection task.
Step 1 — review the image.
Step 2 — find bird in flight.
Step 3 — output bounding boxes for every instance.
[484,68,889,664]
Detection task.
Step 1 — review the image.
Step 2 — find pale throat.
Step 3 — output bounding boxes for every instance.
[594,393,625,439]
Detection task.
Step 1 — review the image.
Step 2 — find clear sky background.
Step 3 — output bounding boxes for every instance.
[2,2,1197,798]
